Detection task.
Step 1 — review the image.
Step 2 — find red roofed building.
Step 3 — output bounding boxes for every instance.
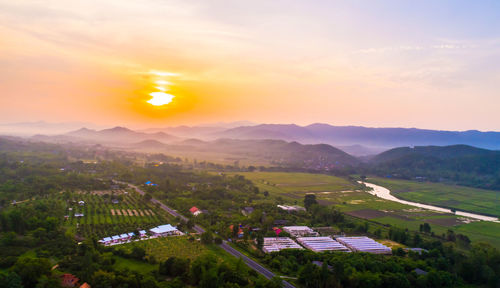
[61,274,79,287]
[80,283,91,288]
[189,206,202,216]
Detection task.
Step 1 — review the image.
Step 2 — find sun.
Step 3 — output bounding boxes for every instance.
[147,92,175,106]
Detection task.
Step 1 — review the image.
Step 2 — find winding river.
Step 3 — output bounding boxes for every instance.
[360,181,500,223]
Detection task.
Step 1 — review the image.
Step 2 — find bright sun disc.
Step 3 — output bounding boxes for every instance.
[147,92,174,106]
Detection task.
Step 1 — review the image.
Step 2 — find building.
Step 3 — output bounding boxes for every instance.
[282,226,319,237]
[262,237,303,253]
[241,207,254,216]
[74,213,84,217]
[61,274,79,287]
[99,237,113,245]
[150,224,181,237]
[335,236,392,254]
[296,237,350,252]
[78,201,85,206]
[277,205,306,212]
[145,181,158,186]
[189,206,202,216]
[80,283,91,288]
[119,233,131,241]
[139,230,148,238]
[274,220,288,225]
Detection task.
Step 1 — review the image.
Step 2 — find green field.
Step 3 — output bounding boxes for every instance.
[236,172,500,249]
[58,189,175,238]
[120,236,209,262]
[368,177,500,217]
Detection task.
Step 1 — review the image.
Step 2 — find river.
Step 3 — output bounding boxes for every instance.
[360,181,500,223]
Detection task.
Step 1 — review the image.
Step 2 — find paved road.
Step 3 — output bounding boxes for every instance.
[119,181,205,233]
[120,181,293,287]
[220,241,296,288]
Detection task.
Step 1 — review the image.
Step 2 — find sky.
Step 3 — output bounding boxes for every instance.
[0,0,499,130]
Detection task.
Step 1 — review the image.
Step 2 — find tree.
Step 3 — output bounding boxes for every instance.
[304,194,318,210]
[12,257,51,287]
[130,246,146,260]
[0,272,23,288]
[201,231,213,244]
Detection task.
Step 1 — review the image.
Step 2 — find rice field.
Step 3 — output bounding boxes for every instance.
[235,172,500,249]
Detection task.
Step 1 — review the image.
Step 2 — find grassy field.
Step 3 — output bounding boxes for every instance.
[367,177,500,217]
[113,256,158,274]
[235,172,500,249]
[119,236,209,262]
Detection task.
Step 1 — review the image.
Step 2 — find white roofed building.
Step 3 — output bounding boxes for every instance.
[336,236,392,254]
[283,226,319,237]
[150,224,182,237]
[296,237,350,252]
[262,237,303,253]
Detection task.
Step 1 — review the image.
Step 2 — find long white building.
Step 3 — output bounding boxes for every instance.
[262,237,303,253]
[296,237,350,252]
[335,236,392,254]
[282,226,319,237]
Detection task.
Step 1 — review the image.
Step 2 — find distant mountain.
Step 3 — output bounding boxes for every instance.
[141,126,225,138]
[131,139,168,149]
[371,145,496,163]
[0,121,106,136]
[129,138,359,169]
[209,123,500,152]
[369,145,500,190]
[34,126,178,145]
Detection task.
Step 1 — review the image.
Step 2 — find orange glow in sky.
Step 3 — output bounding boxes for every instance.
[0,1,499,130]
[147,92,175,106]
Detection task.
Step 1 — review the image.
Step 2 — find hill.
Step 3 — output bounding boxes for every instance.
[35,126,179,145]
[369,145,500,190]
[208,123,500,152]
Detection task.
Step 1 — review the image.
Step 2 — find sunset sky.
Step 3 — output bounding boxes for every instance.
[1,0,499,130]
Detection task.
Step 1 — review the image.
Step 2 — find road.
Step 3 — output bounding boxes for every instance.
[220,241,296,288]
[121,181,295,287]
[119,181,205,233]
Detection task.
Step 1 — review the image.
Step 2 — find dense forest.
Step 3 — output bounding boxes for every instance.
[367,145,500,190]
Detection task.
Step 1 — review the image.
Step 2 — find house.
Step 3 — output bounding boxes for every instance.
[273,227,282,236]
[189,206,202,216]
[111,199,119,204]
[80,283,91,288]
[277,205,306,212]
[78,201,85,206]
[414,268,428,276]
[139,230,148,238]
[99,237,113,245]
[312,261,334,271]
[274,220,287,225]
[145,181,158,186]
[150,224,181,237]
[283,226,319,237]
[229,225,245,238]
[119,233,130,241]
[61,273,79,287]
[241,207,254,216]
[74,213,84,217]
